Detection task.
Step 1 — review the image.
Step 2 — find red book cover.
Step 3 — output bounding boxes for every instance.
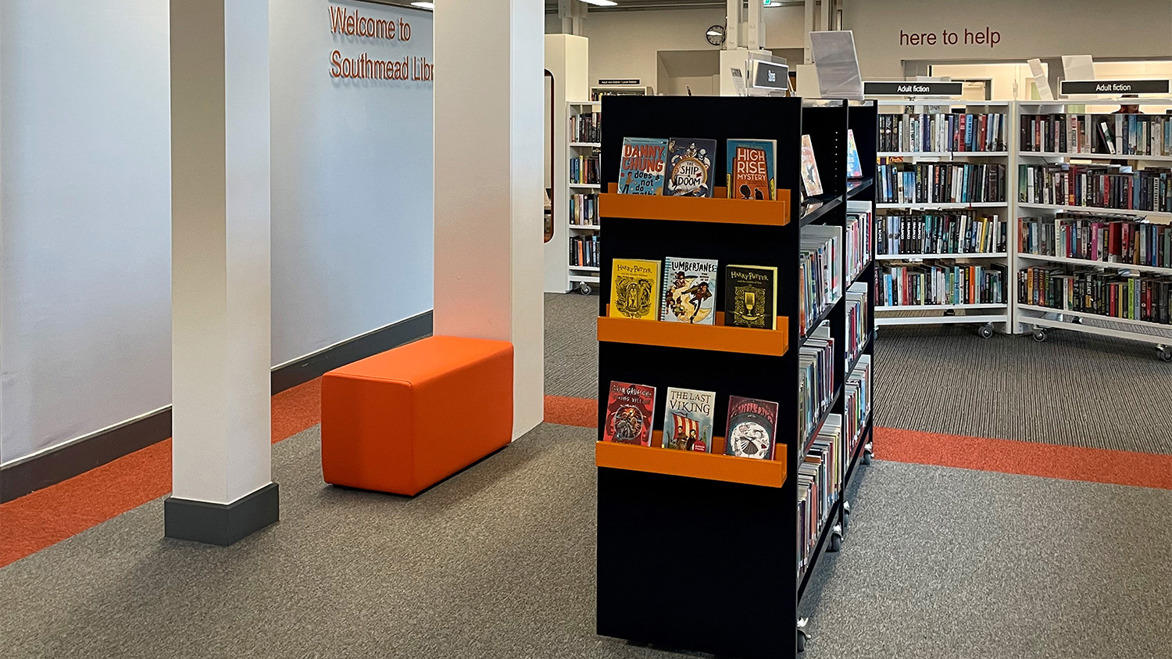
[602,381,656,446]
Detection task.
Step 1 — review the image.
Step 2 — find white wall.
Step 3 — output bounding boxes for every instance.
[0,0,172,464]
[843,0,1172,79]
[0,0,436,465]
[270,0,433,366]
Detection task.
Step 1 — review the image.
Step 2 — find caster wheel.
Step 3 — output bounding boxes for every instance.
[862,450,873,465]
[978,323,994,339]
[943,308,956,317]
[1158,346,1172,362]
[1032,328,1047,342]
[797,629,807,653]
[829,525,843,552]
[1072,316,1083,324]
[577,282,592,295]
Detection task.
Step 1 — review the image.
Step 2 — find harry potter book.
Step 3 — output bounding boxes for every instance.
[724,265,778,329]
[618,137,668,195]
[725,396,779,460]
[726,139,776,200]
[800,134,824,197]
[662,387,716,452]
[666,137,717,197]
[602,381,657,446]
[609,258,662,320]
[660,256,718,325]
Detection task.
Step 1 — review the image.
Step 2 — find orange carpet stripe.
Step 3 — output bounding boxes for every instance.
[5,389,1170,569]
[874,427,1172,490]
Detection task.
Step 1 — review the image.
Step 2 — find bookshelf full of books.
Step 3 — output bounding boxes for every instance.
[874,99,1013,337]
[566,101,602,293]
[1016,98,1172,359]
[593,95,875,659]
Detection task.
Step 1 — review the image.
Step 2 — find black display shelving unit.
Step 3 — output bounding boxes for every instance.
[593,96,876,659]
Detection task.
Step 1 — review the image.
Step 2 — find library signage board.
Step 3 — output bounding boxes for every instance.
[863,81,962,97]
[1059,80,1170,95]
[599,79,640,85]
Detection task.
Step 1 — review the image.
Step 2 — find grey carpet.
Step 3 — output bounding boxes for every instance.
[2,425,1170,658]
[544,292,1172,454]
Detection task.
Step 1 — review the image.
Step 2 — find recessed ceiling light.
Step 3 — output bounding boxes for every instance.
[410,1,434,9]
[580,0,619,6]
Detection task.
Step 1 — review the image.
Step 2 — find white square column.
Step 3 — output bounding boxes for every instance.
[434,0,545,440]
[165,0,277,545]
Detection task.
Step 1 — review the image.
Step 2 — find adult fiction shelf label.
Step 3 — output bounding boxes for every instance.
[863,81,963,97]
[1060,80,1170,95]
[327,3,432,83]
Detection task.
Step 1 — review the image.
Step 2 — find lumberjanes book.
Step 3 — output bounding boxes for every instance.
[662,387,716,452]
[724,265,777,329]
[726,139,776,200]
[846,129,863,179]
[618,137,668,195]
[666,137,717,197]
[609,258,662,320]
[800,134,824,197]
[725,396,779,460]
[660,256,718,325]
[602,381,657,446]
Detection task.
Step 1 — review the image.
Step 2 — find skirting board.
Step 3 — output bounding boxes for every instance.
[0,311,433,503]
[164,482,280,546]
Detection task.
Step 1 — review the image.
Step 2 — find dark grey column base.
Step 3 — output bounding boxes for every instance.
[164,482,279,546]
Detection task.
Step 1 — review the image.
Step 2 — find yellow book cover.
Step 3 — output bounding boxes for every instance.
[609,259,662,320]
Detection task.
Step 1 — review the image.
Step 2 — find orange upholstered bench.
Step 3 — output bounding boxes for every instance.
[321,336,513,496]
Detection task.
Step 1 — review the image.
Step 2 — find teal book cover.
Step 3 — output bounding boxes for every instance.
[726,139,777,200]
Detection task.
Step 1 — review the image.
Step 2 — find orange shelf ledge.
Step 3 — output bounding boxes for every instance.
[599,183,791,226]
[596,441,788,488]
[598,309,789,356]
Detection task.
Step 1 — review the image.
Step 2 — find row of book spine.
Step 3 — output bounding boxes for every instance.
[1020,113,1172,156]
[876,212,1006,255]
[844,356,872,459]
[570,111,601,144]
[877,163,1006,204]
[878,112,1007,153]
[799,226,842,335]
[1018,215,1172,269]
[846,283,869,365]
[798,411,843,579]
[570,235,599,268]
[1018,164,1172,213]
[798,322,835,445]
[877,263,1007,307]
[569,193,597,226]
[845,211,874,282]
[570,155,601,185]
[1018,266,1172,325]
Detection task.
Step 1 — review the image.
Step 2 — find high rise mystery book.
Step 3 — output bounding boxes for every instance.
[726,139,776,200]
[724,265,778,329]
[666,137,717,197]
[618,137,668,195]
[800,134,824,197]
[602,381,657,446]
[661,256,718,325]
[609,258,662,320]
[725,396,779,460]
[662,387,716,452]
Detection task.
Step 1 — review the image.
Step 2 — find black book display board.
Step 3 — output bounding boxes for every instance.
[594,96,877,658]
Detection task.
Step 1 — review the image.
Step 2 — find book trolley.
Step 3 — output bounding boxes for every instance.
[874,99,1015,337]
[594,96,877,658]
[1015,98,1172,360]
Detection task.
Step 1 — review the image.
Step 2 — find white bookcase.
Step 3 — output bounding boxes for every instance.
[565,101,602,294]
[873,99,1016,337]
[1014,97,1172,359]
